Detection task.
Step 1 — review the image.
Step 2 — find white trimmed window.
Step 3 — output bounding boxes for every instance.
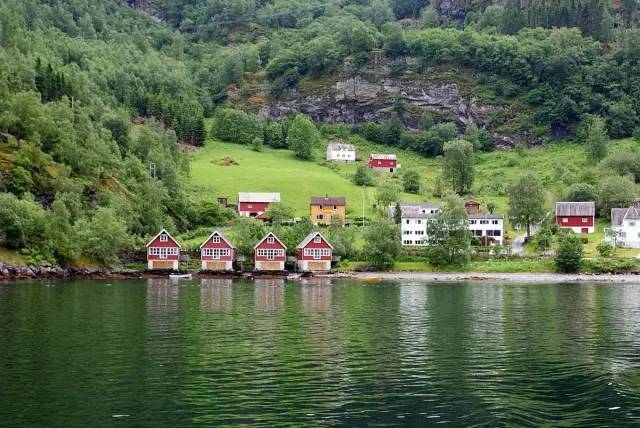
[256,249,284,260]
[159,234,168,242]
[314,236,321,243]
[266,236,274,244]
[149,247,178,259]
[303,248,331,259]
[202,248,229,259]
[562,218,569,223]
[212,235,221,243]
[492,220,499,225]
[582,217,588,223]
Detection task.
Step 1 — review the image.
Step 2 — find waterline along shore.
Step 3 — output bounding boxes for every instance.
[2,264,640,284]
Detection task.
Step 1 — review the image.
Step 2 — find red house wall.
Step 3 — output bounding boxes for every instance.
[556,216,594,228]
[201,238,234,261]
[369,159,397,169]
[255,238,286,261]
[238,202,270,214]
[147,235,180,260]
[297,239,332,261]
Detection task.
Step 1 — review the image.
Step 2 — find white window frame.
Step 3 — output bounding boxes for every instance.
[149,247,178,259]
[266,236,274,244]
[257,249,284,260]
[202,248,230,259]
[212,235,221,243]
[314,236,321,243]
[160,234,168,242]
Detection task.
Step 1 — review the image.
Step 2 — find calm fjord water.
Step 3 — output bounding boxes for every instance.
[1,279,640,427]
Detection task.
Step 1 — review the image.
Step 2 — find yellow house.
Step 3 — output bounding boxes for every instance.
[310,196,346,225]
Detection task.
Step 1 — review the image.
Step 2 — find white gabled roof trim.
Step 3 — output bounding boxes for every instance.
[199,230,236,249]
[254,232,287,250]
[238,192,281,203]
[145,228,182,249]
[296,231,333,250]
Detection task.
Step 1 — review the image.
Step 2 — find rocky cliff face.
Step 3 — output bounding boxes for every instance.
[251,61,534,147]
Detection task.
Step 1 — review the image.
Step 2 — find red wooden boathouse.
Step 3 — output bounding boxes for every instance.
[146,229,181,271]
[254,232,287,271]
[200,230,235,271]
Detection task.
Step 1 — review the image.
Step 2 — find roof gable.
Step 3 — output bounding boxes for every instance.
[310,196,346,206]
[254,232,287,250]
[238,192,281,203]
[145,228,182,249]
[370,153,397,160]
[556,202,596,217]
[297,232,333,250]
[199,230,235,249]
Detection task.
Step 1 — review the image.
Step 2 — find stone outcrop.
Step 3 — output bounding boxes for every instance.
[0,263,143,281]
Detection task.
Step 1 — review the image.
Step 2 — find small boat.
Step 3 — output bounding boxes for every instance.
[169,273,192,280]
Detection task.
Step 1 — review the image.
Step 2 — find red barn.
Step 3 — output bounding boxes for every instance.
[368,154,399,172]
[296,232,333,272]
[237,192,281,220]
[146,229,181,271]
[556,201,596,234]
[199,230,235,271]
[254,232,287,271]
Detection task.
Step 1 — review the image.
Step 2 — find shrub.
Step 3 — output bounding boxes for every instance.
[596,242,613,258]
[555,234,583,273]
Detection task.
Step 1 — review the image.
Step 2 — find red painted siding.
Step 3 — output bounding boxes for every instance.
[238,201,270,214]
[297,238,332,261]
[201,237,235,261]
[369,159,397,169]
[556,216,594,228]
[147,234,180,261]
[255,237,286,262]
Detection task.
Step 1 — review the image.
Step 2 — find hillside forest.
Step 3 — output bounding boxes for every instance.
[2,0,640,266]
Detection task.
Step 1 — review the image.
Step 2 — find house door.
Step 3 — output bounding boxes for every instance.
[581,228,588,234]
[389,168,394,172]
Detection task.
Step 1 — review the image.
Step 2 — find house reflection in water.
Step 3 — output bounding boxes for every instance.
[200,279,233,312]
[300,279,333,311]
[146,279,179,314]
[255,279,285,310]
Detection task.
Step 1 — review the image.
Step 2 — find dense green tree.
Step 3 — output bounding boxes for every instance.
[442,139,475,195]
[266,203,295,225]
[287,114,320,160]
[425,194,471,267]
[583,115,609,162]
[363,218,401,270]
[597,175,637,218]
[508,174,546,238]
[354,165,374,186]
[566,183,598,202]
[555,233,583,273]
[77,208,131,266]
[230,218,267,258]
[211,108,263,145]
[402,170,421,193]
[376,181,402,212]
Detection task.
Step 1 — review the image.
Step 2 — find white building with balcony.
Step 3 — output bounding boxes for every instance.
[468,213,505,246]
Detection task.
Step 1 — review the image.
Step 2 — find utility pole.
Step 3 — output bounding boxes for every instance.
[149,162,156,179]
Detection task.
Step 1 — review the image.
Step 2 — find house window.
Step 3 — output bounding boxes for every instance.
[631,222,636,227]
[317,214,324,220]
[212,236,221,244]
[266,236,274,244]
[160,234,168,242]
[257,249,284,260]
[469,220,476,225]
[320,205,323,210]
[248,204,253,209]
[333,205,337,210]
[403,240,413,245]
[417,220,422,225]
[562,218,568,223]
[480,220,489,225]
[582,217,588,223]
[304,248,331,259]
[406,219,410,224]
[377,160,381,165]
[202,248,230,259]
[492,220,499,225]
[149,247,178,258]
[314,236,321,243]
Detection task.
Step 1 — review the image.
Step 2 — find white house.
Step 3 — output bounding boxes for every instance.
[469,213,505,246]
[388,202,441,246]
[607,205,640,248]
[326,142,356,162]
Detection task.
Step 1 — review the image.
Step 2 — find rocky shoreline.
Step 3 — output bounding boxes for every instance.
[4,264,640,284]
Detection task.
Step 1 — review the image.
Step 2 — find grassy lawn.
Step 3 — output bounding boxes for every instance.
[340,259,554,273]
[0,248,28,266]
[189,139,428,217]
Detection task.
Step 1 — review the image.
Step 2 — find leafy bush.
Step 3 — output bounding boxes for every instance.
[211,108,262,145]
[555,234,583,273]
